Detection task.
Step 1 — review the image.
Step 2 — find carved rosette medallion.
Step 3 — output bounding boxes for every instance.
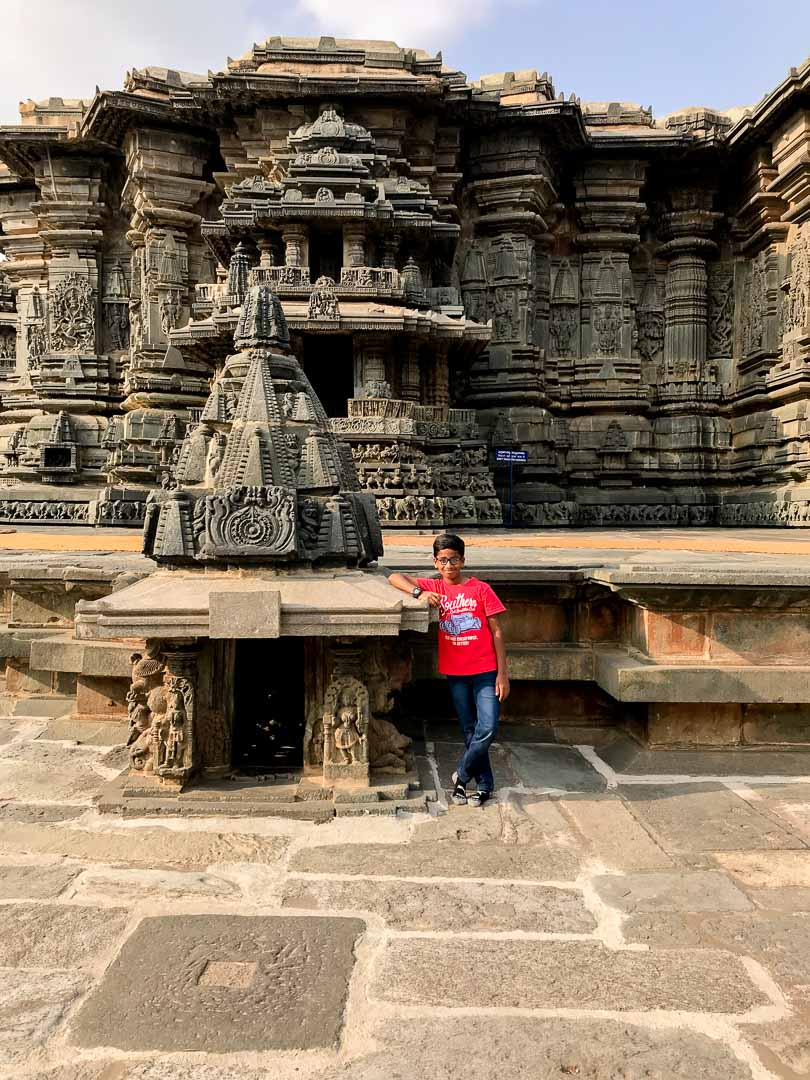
[202,484,297,557]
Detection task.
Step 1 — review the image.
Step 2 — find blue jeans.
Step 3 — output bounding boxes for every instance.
[447,670,500,793]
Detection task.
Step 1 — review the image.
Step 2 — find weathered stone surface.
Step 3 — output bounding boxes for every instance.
[0,801,87,822]
[0,822,290,870]
[593,870,753,913]
[290,840,582,881]
[40,718,129,745]
[0,903,129,968]
[746,1012,810,1078]
[73,868,242,902]
[70,915,364,1052]
[690,912,810,995]
[434,740,519,790]
[282,877,595,932]
[0,863,81,899]
[715,850,810,887]
[0,740,108,802]
[505,744,606,791]
[0,969,90,1067]
[601,737,810,776]
[326,1016,754,1080]
[560,795,674,869]
[746,886,810,911]
[620,783,804,851]
[372,938,768,1013]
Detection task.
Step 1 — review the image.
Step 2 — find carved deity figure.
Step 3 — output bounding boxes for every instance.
[333,704,362,764]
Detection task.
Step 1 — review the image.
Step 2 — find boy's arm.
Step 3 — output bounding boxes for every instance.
[487,614,510,702]
[387,572,441,607]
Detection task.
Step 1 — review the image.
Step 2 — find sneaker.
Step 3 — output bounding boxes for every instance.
[450,770,467,805]
[470,790,492,808]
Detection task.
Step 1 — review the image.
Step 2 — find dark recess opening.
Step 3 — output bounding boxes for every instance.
[309,228,343,281]
[41,447,73,469]
[232,639,305,772]
[302,333,354,417]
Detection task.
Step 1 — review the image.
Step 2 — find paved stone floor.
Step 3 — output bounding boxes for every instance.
[2,708,810,1078]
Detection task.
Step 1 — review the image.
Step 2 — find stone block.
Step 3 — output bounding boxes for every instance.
[642,610,708,658]
[290,840,582,881]
[371,938,768,1013]
[41,716,129,744]
[0,741,109,802]
[0,822,290,870]
[647,702,742,747]
[500,601,568,643]
[505,744,606,791]
[710,612,810,664]
[0,864,81,899]
[743,704,810,745]
[0,903,129,968]
[73,868,241,902]
[281,877,595,932]
[75,675,129,720]
[0,970,89,1068]
[714,850,810,888]
[70,914,364,1052]
[621,784,805,852]
[593,870,753,913]
[559,795,674,870]
[121,1016,756,1080]
[209,588,280,639]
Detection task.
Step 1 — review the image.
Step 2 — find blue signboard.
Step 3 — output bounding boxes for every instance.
[495,449,529,464]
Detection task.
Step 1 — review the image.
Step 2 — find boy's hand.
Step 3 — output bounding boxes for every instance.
[496,673,510,702]
[422,591,441,608]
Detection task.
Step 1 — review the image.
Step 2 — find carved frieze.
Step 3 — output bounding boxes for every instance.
[202,484,297,558]
[50,274,95,353]
[707,266,734,358]
[740,252,766,357]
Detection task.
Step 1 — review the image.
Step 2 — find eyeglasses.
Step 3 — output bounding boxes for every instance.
[435,556,462,566]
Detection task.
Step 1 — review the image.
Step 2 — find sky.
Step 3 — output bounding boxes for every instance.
[1,0,809,125]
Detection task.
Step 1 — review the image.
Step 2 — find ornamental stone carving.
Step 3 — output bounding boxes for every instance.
[50,274,95,353]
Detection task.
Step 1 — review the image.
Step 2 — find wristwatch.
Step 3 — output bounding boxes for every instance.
[411,586,423,599]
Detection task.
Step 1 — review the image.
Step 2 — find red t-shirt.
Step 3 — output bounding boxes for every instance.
[416,576,506,676]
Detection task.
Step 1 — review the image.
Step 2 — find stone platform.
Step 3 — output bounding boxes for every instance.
[2,698,810,1078]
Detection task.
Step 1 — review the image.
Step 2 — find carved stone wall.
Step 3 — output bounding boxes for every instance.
[2,41,810,526]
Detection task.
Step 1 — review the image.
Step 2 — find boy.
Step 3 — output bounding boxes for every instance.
[387,533,509,806]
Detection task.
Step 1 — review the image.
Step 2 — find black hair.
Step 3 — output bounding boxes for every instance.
[432,532,465,558]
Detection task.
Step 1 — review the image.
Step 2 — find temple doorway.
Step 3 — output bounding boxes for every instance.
[232,639,305,772]
[302,334,354,417]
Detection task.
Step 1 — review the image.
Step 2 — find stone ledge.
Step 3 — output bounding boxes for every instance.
[29,633,135,677]
[594,647,810,703]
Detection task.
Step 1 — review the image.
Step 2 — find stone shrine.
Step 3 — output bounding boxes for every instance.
[0,38,808,528]
[71,281,430,810]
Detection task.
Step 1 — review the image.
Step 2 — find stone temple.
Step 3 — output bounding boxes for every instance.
[3,38,810,808]
[0,37,808,530]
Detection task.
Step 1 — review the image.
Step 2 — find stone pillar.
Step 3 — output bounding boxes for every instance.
[282,223,307,268]
[343,223,366,269]
[400,340,421,401]
[422,343,450,409]
[381,232,401,270]
[573,159,647,388]
[658,190,720,381]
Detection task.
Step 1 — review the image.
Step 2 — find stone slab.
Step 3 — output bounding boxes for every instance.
[329,1016,755,1080]
[372,938,768,1013]
[0,969,89,1068]
[40,718,129,745]
[600,736,810,776]
[745,1012,810,1078]
[290,840,582,881]
[0,903,129,968]
[714,850,810,887]
[505,744,606,791]
[0,822,290,870]
[281,877,595,932]
[560,794,674,869]
[73,868,242,902]
[620,783,805,851]
[0,864,81,899]
[593,870,753,913]
[433,739,520,790]
[209,588,280,639]
[684,913,810,994]
[70,914,364,1052]
[747,886,810,911]
[0,801,86,822]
